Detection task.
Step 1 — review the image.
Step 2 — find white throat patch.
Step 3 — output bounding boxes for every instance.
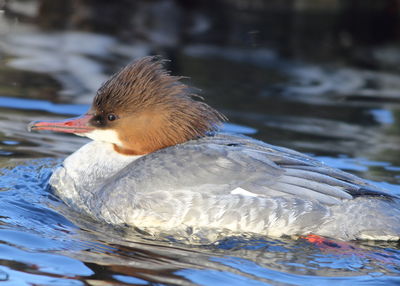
[82,129,123,146]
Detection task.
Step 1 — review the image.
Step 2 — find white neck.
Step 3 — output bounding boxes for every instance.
[50,141,142,209]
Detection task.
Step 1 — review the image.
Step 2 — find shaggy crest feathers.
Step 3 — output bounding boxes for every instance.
[91,56,226,153]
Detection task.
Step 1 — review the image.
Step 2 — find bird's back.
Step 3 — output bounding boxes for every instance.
[74,133,400,241]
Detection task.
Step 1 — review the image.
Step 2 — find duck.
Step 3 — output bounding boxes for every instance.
[28,56,400,241]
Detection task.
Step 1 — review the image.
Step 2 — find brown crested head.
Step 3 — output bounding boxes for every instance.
[88,56,226,155]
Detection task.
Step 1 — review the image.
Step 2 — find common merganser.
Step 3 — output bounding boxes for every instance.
[29,56,400,241]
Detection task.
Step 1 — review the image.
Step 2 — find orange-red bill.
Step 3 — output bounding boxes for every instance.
[28,114,94,134]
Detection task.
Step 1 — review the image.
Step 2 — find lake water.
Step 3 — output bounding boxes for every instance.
[1,1,400,285]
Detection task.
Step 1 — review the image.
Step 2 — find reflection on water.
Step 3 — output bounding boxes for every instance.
[1,0,400,285]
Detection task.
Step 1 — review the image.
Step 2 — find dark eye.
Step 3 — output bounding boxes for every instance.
[107,114,117,121]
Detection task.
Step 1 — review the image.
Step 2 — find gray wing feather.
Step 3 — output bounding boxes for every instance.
[102,133,390,206]
[270,182,342,205]
[276,175,352,200]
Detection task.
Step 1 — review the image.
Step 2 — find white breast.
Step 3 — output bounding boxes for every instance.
[49,141,141,209]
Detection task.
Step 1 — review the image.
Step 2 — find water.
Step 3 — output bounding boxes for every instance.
[1,1,400,285]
